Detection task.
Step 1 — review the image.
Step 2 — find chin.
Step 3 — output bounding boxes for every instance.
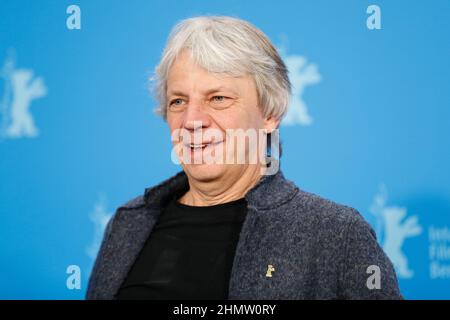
[183,163,227,182]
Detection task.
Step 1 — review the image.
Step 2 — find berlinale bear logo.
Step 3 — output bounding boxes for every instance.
[0,51,47,139]
[370,184,422,278]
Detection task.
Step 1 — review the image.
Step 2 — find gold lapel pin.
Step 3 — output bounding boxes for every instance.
[266,264,275,277]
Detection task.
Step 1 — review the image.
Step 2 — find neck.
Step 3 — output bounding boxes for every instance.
[178,165,266,206]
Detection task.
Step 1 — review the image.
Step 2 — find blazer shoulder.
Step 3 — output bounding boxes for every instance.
[288,187,366,229]
[117,194,146,210]
[104,195,147,230]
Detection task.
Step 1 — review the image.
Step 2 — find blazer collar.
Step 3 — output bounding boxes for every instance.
[143,168,298,211]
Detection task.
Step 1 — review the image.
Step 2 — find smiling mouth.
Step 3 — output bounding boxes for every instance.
[184,141,223,150]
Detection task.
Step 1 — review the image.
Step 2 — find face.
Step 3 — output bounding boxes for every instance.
[166,50,278,183]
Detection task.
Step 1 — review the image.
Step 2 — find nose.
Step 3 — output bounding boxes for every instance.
[182,99,212,132]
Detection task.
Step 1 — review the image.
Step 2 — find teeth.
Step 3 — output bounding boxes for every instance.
[190,144,206,148]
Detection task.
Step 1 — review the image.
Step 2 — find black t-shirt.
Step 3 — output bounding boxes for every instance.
[116,194,248,300]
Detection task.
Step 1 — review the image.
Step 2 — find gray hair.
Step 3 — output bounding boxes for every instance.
[152,15,291,122]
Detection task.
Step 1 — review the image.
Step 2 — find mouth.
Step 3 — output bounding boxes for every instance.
[184,140,223,151]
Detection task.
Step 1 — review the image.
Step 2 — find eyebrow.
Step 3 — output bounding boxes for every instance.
[167,86,238,97]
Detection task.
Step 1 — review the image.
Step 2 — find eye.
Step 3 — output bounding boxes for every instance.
[211,95,226,103]
[209,95,234,109]
[168,98,186,111]
[171,98,184,106]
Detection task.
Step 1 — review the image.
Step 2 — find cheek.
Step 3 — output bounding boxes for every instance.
[167,113,182,130]
[167,118,183,143]
[219,108,256,130]
[235,101,265,128]
[230,112,264,131]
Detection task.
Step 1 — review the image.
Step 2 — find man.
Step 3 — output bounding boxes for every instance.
[86,16,402,300]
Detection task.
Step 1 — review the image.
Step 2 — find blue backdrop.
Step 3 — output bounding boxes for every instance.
[0,0,449,299]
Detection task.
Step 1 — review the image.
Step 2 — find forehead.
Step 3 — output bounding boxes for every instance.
[166,51,254,94]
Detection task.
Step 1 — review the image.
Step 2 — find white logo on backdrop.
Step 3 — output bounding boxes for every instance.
[0,51,47,139]
[85,196,113,260]
[282,54,321,126]
[370,184,423,278]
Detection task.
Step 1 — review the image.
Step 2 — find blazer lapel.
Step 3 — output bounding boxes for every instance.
[92,206,160,299]
[227,169,298,299]
[91,171,190,299]
[227,205,261,299]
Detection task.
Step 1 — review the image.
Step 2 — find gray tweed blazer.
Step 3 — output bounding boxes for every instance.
[86,169,402,300]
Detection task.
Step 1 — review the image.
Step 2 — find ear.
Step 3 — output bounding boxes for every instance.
[263,115,280,133]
